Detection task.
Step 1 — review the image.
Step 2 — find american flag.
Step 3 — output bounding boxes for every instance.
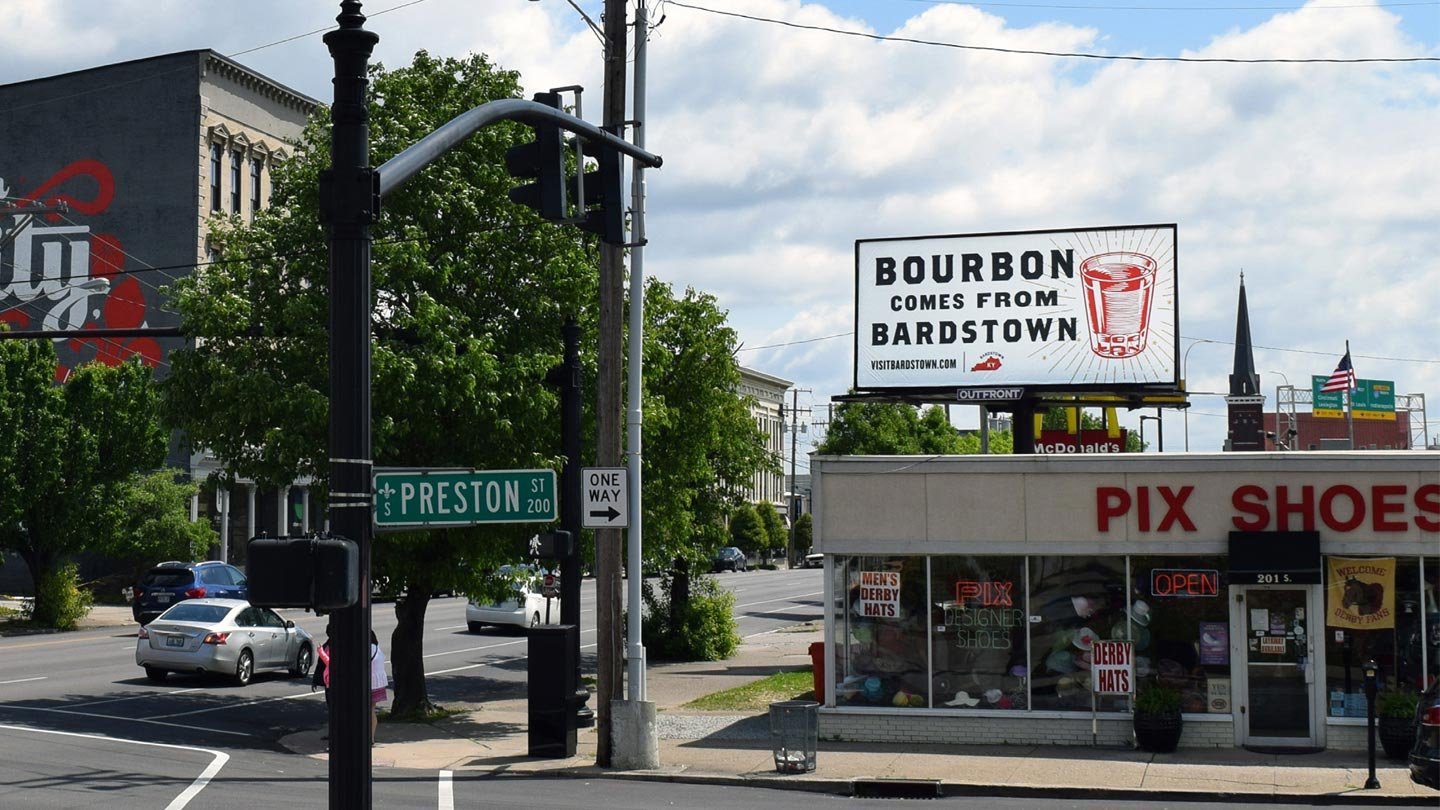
[1320,351,1357,393]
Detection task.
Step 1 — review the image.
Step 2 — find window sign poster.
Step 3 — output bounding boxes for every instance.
[1199,622,1229,665]
[1250,608,1268,632]
[858,571,902,618]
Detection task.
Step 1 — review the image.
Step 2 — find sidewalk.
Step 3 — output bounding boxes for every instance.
[280,625,1439,805]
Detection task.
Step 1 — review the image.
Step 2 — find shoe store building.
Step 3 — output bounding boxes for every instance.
[809,451,1439,750]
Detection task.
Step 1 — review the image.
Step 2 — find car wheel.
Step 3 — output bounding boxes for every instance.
[234,650,254,686]
[531,612,541,628]
[467,621,484,633]
[144,666,167,683]
[290,643,313,677]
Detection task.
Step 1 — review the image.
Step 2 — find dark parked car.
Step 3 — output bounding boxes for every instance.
[1411,678,1439,789]
[131,561,248,626]
[712,547,747,573]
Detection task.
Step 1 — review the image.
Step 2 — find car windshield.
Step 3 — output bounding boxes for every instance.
[141,569,193,587]
[157,604,230,624]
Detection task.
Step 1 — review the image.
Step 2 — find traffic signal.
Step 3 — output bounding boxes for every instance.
[531,530,574,558]
[569,136,625,245]
[247,534,359,610]
[505,92,565,221]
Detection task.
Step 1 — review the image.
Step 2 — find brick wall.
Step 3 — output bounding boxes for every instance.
[819,710,1235,748]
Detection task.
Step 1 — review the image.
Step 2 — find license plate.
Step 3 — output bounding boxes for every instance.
[165,635,185,647]
[155,594,171,603]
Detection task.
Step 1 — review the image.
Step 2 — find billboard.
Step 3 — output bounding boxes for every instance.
[854,225,1178,392]
[1311,377,1396,420]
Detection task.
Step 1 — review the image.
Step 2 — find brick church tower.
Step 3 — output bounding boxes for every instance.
[1226,275,1265,451]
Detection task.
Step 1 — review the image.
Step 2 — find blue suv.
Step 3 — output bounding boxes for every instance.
[131,561,248,626]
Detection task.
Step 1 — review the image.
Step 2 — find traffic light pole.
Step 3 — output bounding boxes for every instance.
[323,3,378,808]
[321,3,658,802]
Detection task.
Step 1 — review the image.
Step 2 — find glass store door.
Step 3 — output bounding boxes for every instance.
[1237,586,1319,747]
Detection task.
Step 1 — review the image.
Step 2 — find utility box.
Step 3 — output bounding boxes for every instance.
[528,624,579,758]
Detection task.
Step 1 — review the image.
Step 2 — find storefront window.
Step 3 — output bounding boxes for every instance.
[1130,555,1231,714]
[835,555,930,708]
[1322,555,1435,717]
[1028,556,1127,711]
[930,556,1027,710]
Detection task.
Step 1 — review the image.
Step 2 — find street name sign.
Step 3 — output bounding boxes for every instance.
[373,468,557,529]
[581,467,629,529]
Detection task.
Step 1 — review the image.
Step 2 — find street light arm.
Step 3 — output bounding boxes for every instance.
[376,98,661,198]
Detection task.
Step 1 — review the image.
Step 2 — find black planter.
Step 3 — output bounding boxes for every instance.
[1134,710,1184,753]
[1378,716,1414,761]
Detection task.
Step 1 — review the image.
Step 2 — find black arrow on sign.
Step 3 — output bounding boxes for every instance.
[588,506,620,521]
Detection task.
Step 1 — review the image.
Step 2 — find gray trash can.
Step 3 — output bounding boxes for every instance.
[769,699,818,773]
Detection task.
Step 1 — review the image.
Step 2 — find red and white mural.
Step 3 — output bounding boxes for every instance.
[1,159,164,381]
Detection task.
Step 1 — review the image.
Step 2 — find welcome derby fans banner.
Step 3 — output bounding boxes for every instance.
[854,225,1178,392]
[1326,556,1396,630]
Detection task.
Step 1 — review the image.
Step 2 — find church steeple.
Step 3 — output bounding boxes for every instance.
[1225,273,1265,451]
[1229,272,1260,397]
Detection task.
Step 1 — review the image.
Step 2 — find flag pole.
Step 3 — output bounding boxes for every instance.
[1345,339,1355,449]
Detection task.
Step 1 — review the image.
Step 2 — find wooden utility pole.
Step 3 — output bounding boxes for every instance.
[595,0,628,768]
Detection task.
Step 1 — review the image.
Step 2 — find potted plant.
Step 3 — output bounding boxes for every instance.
[1376,688,1419,760]
[1134,684,1184,753]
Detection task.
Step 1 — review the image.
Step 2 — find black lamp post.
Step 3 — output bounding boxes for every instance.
[1362,659,1381,789]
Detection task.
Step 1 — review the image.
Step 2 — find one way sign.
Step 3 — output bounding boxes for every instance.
[581,467,629,529]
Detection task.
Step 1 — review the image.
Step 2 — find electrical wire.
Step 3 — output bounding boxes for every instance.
[898,0,1438,12]
[665,0,1440,62]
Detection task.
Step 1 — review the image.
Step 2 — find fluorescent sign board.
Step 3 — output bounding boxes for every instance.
[854,225,1178,391]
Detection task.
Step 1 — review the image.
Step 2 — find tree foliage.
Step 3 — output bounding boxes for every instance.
[98,471,215,570]
[639,280,770,566]
[756,502,786,555]
[816,401,963,455]
[0,340,167,624]
[794,512,813,552]
[727,503,766,555]
[161,52,769,714]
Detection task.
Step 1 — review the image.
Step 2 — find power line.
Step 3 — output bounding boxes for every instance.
[666,0,1439,62]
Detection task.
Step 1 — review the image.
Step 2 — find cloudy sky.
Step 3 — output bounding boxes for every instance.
[2,0,1436,466]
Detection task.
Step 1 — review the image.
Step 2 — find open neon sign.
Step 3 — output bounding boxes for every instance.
[1151,569,1220,598]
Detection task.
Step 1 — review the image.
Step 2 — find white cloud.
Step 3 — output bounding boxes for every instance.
[1,0,1434,452]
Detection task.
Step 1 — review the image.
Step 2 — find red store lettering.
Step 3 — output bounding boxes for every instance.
[1231,483,1440,532]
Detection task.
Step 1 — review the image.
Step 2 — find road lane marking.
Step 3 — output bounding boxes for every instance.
[438,769,454,810]
[0,633,134,651]
[733,590,823,610]
[0,677,46,685]
[145,689,320,720]
[0,722,230,810]
[428,642,595,677]
[0,704,253,737]
[70,687,204,708]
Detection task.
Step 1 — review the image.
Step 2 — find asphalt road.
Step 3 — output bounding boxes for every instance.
[0,567,823,808]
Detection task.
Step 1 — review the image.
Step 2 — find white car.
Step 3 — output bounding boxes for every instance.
[135,598,313,686]
[466,566,562,631]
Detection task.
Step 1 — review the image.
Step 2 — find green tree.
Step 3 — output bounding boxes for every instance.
[794,512,813,552]
[727,503,766,555]
[756,502,786,559]
[99,471,215,575]
[639,280,771,567]
[816,400,963,455]
[0,341,166,625]
[161,53,771,716]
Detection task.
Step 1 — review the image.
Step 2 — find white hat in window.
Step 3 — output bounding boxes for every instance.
[942,690,980,707]
[1071,626,1096,651]
[1071,595,1098,618]
[1126,599,1153,626]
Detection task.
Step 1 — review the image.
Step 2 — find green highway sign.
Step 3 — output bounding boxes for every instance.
[373,468,557,528]
[1311,377,1396,421]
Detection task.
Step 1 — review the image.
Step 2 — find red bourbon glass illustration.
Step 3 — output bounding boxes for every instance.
[1080,251,1157,359]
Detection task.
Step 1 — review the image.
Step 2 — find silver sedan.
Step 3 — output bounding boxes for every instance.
[135,598,313,686]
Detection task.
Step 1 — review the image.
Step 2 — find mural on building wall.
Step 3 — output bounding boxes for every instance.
[1,159,163,381]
